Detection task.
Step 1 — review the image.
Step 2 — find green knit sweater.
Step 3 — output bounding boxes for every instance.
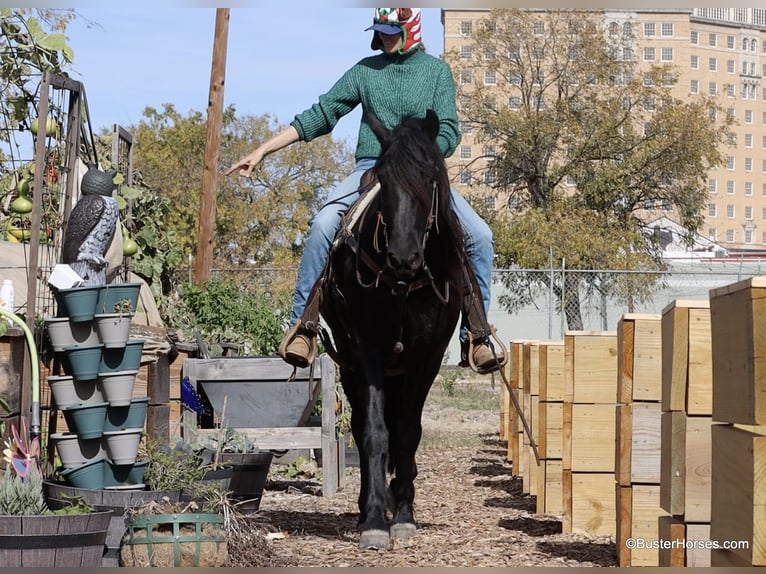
[291,49,461,160]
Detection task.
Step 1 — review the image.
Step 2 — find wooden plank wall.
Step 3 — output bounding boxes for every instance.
[536,341,565,515]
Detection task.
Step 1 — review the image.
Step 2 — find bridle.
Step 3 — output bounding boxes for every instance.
[341,179,450,304]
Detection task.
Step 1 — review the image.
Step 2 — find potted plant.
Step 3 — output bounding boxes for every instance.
[93,298,134,348]
[119,438,233,567]
[0,417,112,567]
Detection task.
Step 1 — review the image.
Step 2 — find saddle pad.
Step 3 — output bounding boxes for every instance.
[333,182,381,247]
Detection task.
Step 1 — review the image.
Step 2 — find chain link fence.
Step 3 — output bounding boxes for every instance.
[186,259,766,365]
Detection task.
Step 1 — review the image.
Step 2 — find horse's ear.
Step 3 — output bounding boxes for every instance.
[424,109,439,141]
[365,109,391,147]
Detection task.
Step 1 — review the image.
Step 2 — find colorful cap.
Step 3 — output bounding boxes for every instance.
[365,8,423,54]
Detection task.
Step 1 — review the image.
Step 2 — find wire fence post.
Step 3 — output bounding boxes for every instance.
[548,246,554,340]
[560,258,566,339]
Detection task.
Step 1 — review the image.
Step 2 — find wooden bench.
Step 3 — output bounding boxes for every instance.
[181,354,343,496]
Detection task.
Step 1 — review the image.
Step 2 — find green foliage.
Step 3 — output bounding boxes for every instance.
[170,277,289,355]
[51,493,95,515]
[0,465,49,515]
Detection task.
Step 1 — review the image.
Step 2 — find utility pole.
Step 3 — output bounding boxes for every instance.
[195,8,229,285]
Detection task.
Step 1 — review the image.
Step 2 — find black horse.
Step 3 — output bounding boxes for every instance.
[320,109,465,549]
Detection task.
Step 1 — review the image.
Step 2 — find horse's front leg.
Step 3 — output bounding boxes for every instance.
[355,349,390,550]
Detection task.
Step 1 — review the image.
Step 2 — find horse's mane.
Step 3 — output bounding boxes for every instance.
[372,115,461,245]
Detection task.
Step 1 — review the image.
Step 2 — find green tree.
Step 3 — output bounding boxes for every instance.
[130,106,352,282]
[447,9,731,329]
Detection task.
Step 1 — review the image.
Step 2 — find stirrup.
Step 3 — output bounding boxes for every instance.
[278,320,318,368]
[467,325,508,375]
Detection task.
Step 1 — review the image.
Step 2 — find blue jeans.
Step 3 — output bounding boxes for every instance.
[291,158,494,342]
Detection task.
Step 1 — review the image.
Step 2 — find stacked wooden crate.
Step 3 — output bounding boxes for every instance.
[521,341,542,496]
[505,340,533,479]
[658,300,713,567]
[614,313,668,566]
[536,340,565,515]
[562,330,619,536]
[709,277,766,566]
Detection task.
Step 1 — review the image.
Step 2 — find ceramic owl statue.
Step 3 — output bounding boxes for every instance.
[61,164,120,286]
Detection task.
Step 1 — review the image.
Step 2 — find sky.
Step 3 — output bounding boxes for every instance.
[62,7,446,150]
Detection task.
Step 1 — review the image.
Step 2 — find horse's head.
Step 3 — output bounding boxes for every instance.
[365,109,447,285]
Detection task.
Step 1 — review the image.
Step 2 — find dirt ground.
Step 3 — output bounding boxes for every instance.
[225,379,619,567]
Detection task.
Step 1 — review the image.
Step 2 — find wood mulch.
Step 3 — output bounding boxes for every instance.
[225,435,618,567]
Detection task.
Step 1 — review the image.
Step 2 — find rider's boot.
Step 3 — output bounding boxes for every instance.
[460,261,507,375]
[278,281,322,369]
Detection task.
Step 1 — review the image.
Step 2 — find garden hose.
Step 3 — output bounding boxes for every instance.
[0,308,41,439]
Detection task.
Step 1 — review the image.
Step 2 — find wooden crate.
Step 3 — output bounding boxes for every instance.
[565,403,616,473]
[564,331,618,404]
[617,484,669,566]
[657,519,711,567]
[710,423,766,565]
[661,300,712,415]
[709,277,766,425]
[616,402,663,486]
[539,341,565,402]
[563,470,616,536]
[523,341,541,396]
[660,412,712,522]
[539,401,563,459]
[617,313,662,403]
[536,459,563,515]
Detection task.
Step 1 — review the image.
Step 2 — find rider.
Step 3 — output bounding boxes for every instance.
[225,8,506,374]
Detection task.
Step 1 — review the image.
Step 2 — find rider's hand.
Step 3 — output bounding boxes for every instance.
[224,148,265,178]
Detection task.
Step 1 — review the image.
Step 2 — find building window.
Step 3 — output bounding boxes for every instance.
[745,134,753,148]
[565,175,576,186]
[508,196,522,211]
[746,229,754,243]
[727,84,736,98]
[763,158,766,172]
[459,168,472,185]
[745,158,753,172]
[746,182,754,196]
[727,180,735,194]
[691,31,698,44]
[727,59,735,73]
[508,96,521,110]
[743,38,749,50]
[484,171,497,186]
[727,229,735,242]
[727,205,735,218]
[459,145,472,160]
[643,47,655,61]
[690,79,699,94]
[691,55,699,69]
[709,179,717,194]
[746,206,754,219]
[484,70,497,85]
[623,47,634,61]
[709,57,717,71]
[644,22,655,37]
[460,68,472,85]
[709,33,717,46]
[643,96,656,111]
[727,157,735,170]
[709,228,717,242]
[460,46,472,60]
[709,203,717,217]
[483,145,496,158]
[510,73,521,86]
[661,48,673,62]
[763,182,766,197]
[644,76,654,87]
[728,35,736,49]
[533,21,545,35]
[661,22,673,36]
[459,121,472,135]
[745,110,753,123]
[483,47,497,61]
[743,61,749,75]
[460,20,472,37]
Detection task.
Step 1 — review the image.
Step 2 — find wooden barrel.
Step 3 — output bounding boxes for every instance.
[0,509,112,566]
[44,480,181,566]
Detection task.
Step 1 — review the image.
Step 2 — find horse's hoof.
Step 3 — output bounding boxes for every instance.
[390,522,417,539]
[359,529,390,550]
